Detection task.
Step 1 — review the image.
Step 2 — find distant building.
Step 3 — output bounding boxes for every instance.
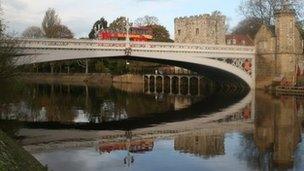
[174,13,226,45]
[226,35,254,46]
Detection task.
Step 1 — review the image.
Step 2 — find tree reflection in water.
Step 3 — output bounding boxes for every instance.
[0,80,250,131]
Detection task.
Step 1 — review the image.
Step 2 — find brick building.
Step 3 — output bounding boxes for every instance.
[226,34,254,46]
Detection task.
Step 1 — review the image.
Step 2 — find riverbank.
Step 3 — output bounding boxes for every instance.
[21,73,113,85]
[20,73,145,85]
[0,130,46,170]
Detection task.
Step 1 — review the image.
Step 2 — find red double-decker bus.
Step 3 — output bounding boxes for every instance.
[98,26,153,42]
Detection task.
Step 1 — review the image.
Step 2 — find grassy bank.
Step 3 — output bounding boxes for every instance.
[0,130,46,171]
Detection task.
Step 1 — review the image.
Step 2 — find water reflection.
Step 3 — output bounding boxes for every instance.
[174,131,225,158]
[0,81,249,130]
[31,91,304,171]
[97,131,154,167]
[0,83,203,123]
[252,92,302,169]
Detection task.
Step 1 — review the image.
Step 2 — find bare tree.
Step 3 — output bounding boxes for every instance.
[41,8,74,39]
[134,15,159,26]
[232,17,263,39]
[22,26,44,38]
[0,38,20,79]
[42,8,61,38]
[239,0,304,25]
[0,4,20,79]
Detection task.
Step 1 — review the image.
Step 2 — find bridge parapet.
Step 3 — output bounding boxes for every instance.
[17,38,255,58]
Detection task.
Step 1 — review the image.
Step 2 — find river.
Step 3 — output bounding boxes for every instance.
[0,79,303,171]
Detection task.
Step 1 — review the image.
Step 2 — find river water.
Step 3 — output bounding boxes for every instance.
[0,80,304,171]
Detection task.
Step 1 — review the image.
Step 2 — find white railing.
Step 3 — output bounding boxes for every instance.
[16,38,255,55]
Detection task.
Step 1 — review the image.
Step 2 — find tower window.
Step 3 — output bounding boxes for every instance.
[196,28,199,35]
[178,30,181,35]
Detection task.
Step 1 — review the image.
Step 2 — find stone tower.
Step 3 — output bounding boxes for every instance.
[275,3,303,84]
[255,3,303,88]
[174,12,226,45]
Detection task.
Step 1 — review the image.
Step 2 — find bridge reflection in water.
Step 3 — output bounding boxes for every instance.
[143,74,204,96]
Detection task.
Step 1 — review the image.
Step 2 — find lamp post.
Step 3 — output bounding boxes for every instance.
[125,18,131,48]
[124,18,132,56]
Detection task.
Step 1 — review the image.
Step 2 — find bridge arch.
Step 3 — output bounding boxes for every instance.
[16,39,255,89]
[125,54,252,89]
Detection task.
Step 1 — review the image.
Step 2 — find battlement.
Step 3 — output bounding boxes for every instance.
[174,13,225,22]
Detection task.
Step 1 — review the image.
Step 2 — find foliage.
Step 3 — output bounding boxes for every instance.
[134,15,159,26]
[239,0,304,25]
[109,16,128,32]
[232,17,263,39]
[149,25,173,42]
[298,20,304,38]
[53,24,74,39]
[134,16,172,42]
[0,26,20,79]
[22,26,44,38]
[94,60,108,73]
[89,17,108,39]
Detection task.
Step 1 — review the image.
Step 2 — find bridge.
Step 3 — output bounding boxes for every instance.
[15,38,256,89]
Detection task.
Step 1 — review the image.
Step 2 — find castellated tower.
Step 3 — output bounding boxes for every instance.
[275,4,303,85]
[255,3,304,88]
[174,13,226,45]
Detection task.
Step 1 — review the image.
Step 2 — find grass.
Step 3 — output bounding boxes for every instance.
[0,130,47,171]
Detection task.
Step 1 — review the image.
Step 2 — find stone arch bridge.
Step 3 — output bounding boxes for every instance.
[15,39,256,89]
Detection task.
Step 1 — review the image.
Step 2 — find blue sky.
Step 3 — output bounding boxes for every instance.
[2,0,244,38]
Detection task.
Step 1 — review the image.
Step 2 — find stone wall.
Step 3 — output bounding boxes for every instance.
[174,13,226,45]
[255,25,277,89]
[113,74,144,84]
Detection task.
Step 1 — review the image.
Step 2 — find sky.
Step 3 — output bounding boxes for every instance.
[1,0,244,38]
